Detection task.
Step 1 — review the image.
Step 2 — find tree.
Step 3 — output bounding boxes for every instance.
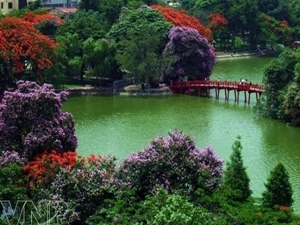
[0,81,77,160]
[55,10,109,42]
[79,0,100,11]
[108,7,171,47]
[21,11,63,36]
[98,0,124,25]
[28,0,41,11]
[151,5,212,40]
[223,136,252,202]
[163,27,215,81]
[262,162,293,208]
[83,38,120,81]
[115,26,168,86]
[0,17,56,88]
[55,10,110,81]
[282,63,300,126]
[79,0,124,25]
[108,7,172,83]
[256,49,300,119]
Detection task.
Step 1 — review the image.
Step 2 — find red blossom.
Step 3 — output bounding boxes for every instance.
[0,17,56,73]
[151,5,212,40]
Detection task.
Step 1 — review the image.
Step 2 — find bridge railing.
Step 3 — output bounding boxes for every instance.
[169,80,264,92]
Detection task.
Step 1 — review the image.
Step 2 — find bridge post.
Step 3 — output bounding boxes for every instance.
[244,91,247,103]
[234,90,237,102]
[248,92,251,104]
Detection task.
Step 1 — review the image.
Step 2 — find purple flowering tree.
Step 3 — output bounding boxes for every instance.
[163,27,216,81]
[114,130,223,198]
[0,80,77,160]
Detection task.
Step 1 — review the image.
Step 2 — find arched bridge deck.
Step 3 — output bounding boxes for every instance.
[169,80,264,104]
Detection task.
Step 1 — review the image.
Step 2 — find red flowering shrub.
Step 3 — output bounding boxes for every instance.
[24,150,77,187]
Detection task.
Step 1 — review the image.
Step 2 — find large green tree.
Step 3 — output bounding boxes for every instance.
[83,38,120,81]
[115,26,167,85]
[108,7,171,84]
[55,10,110,82]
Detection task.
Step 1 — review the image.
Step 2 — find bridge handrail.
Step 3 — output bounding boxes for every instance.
[169,80,264,91]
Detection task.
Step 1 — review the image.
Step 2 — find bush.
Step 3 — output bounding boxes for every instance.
[262,162,293,208]
[0,80,77,160]
[114,130,223,199]
[141,189,213,225]
[48,154,116,224]
[24,150,77,188]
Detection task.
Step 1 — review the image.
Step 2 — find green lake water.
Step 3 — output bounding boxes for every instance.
[63,56,300,211]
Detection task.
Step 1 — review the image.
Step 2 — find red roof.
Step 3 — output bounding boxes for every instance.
[54,7,78,14]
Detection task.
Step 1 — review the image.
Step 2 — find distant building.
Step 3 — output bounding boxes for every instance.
[0,0,78,15]
[0,0,35,14]
[40,0,78,8]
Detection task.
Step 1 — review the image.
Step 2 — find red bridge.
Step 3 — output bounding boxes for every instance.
[169,80,264,104]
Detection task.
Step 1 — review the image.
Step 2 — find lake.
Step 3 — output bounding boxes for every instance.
[63,56,300,211]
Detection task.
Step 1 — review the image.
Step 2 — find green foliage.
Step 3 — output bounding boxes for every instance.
[141,189,213,225]
[56,10,109,42]
[108,7,171,83]
[28,0,41,11]
[256,48,300,119]
[55,33,83,79]
[262,162,293,208]
[108,8,171,47]
[0,163,27,201]
[87,189,141,224]
[115,26,167,84]
[83,38,119,80]
[79,0,124,25]
[283,63,300,126]
[223,136,252,202]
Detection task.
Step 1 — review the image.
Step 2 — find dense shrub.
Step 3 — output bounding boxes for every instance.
[141,189,213,225]
[0,151,27,201]
[262,162,293,208]
[223,136,252,202]
[0,81,77,160]
[48,154,116,224]
[114,130,223,199]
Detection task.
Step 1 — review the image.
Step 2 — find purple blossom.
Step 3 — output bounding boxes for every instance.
[0,80,77,160]
[115,130,224,198]
[0,151,26,168]
[163,27,216,80]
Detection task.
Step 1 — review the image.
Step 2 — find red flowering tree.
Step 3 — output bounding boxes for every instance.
[0,17,56,88]
[258,14,293,46]
[151,5,212,40]
[208,13,228,30]
[21,12,63,25]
